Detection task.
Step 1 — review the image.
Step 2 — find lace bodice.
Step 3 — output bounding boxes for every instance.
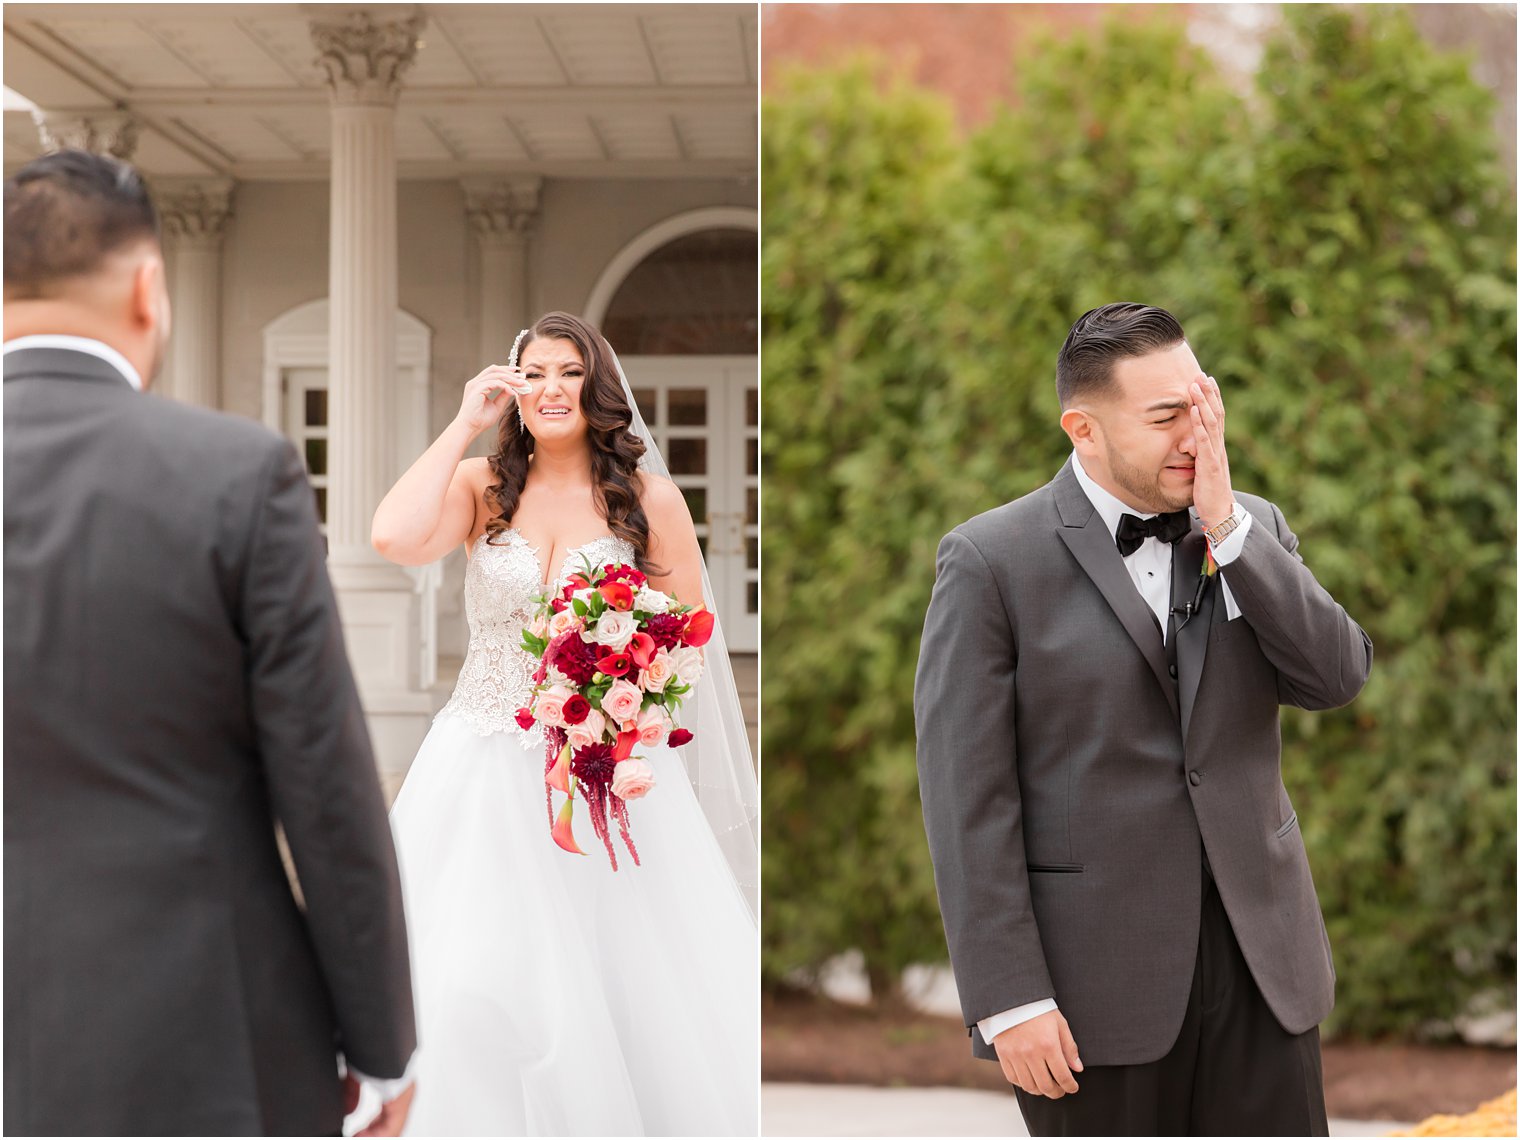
[438,527,638,742]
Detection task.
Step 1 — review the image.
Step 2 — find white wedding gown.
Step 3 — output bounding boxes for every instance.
[379,529,759,1137]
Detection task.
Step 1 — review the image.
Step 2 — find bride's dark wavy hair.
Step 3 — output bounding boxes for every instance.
[483,311,656,570]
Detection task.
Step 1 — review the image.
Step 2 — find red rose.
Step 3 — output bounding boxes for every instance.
[514,707,536,730]
[668,728,694,748]
[562,695,591,725]
[626,631,657,668]
[596,651,633,678]
[599,581,635,611]
[682,609,715,648]
[550,597,568,614]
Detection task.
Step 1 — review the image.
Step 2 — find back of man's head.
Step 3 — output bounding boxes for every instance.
[4,148,160,301]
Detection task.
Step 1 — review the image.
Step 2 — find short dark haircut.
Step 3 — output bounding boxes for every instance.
[4,148,160,299]
[1056,303,1186,408]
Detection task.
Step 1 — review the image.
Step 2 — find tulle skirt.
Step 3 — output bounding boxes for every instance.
[376,711,758,1137]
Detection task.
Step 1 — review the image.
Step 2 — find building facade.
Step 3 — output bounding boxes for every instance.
[4,3,759,783]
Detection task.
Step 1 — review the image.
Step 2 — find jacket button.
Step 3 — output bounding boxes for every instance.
[1169,664,1178,678]
[1189,770,1203,786]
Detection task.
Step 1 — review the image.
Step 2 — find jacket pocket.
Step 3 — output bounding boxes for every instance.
[1027,863,1085,873]
[1274,812,1299,838]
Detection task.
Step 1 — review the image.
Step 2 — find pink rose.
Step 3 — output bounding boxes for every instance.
[547,608,581,640]
[611,757,656,801]
[639,649,674,694]
[634,705,671,749]
[601,678,643,727]
[567,708,607,751]
[534,684,574,728]
[528,612,550,640]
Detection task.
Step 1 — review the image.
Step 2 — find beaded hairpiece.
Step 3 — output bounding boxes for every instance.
[510,327,530,432]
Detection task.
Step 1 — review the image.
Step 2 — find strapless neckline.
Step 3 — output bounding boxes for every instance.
[482,526,619,593]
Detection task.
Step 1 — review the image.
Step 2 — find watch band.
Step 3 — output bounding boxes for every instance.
[1203,504,1242,547]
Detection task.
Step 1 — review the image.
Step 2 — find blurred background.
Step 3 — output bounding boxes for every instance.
[4,2,759,793]
[760,3,1515,1134]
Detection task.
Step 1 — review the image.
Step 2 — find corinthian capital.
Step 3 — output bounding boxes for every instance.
[310,8,426,106]
[461,177,543,246]
[31,109,139,160]
[155,179,236,246]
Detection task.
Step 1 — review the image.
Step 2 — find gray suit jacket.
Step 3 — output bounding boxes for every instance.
[914,457,1372,1066]
[4,348,416,1135]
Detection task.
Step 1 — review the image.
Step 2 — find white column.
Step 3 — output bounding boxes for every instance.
[311,8,431,782]
[312,8,424,574]
[461,176,542,366]
[155,180,233,408]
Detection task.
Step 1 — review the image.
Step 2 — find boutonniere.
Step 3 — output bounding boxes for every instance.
[1201,544,1219,578]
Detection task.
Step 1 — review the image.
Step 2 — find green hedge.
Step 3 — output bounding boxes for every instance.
[761,6,1516,1038]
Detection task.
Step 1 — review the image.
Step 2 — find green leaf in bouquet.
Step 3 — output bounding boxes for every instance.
[571,597,589,617]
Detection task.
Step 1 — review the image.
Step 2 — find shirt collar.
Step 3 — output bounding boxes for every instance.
[3,335,143,391]
[1071,449,1159,537]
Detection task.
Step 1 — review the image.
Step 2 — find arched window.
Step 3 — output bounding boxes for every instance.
[600,228,757,354]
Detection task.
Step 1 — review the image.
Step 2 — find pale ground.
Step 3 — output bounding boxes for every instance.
[761,1083,1414,1137]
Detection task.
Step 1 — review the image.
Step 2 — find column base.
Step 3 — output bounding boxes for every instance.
[329,547,433,787]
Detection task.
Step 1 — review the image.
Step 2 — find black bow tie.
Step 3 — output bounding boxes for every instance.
[1114,510,1191,557]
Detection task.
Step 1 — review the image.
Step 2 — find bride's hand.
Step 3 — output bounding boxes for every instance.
[455,365,531,436]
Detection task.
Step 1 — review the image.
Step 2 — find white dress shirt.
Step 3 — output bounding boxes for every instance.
[3,333,145,390]
[976,453,1251,1044]
[7,329,419,1110]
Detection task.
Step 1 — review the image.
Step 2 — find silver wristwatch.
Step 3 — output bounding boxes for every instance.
[1203,503,1242,547]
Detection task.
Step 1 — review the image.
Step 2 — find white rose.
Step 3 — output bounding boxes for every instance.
[633,586,673,614]
[591,608,637,652]
[668,645,705,686]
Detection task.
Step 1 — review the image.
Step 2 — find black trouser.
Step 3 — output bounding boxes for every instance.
[1014,874,1328,1137]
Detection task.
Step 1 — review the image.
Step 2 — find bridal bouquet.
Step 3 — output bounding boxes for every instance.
[514,557,713,868]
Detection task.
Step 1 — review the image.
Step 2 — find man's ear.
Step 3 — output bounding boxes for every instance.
[1060,407,1098,451]
[129,252,165,333]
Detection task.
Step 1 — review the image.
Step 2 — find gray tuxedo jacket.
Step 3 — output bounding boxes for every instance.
[914,457,1372,1066]
[4,348,416,1135]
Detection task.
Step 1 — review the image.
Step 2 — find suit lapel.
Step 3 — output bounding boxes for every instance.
[1172,524,1216,743]
[1051,461,1181,721]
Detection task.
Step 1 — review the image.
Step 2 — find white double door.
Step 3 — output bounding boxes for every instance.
[623,356,758,653]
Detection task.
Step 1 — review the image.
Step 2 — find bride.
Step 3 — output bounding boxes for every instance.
[367,311,758,1136]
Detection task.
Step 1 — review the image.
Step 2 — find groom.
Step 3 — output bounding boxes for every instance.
[5,150,417,1135]
[915,303,1372,1135]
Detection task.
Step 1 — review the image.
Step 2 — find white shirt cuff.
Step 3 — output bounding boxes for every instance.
[978,998,1059,1043]
[343,1051,418,1104]
[1207,502,1252,566]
